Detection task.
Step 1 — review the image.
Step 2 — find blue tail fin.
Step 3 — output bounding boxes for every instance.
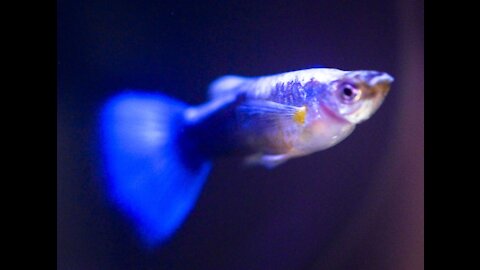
[100,92,212,246]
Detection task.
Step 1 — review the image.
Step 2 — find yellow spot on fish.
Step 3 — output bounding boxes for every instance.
[293,106,307,125]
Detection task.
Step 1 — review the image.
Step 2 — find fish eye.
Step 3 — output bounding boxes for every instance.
[343,87,353,97]
[340,84,361,103]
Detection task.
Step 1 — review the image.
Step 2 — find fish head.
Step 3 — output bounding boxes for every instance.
[322,70,394,124]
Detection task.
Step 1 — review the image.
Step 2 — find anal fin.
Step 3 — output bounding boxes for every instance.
[244,153,291,169]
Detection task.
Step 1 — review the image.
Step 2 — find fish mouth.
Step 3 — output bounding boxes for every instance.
[368,72,394,85]
[342,71,394,100]
[363,82,392,99]
[358,72,394,99]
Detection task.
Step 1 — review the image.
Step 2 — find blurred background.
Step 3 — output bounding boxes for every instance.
[57,0,423,269]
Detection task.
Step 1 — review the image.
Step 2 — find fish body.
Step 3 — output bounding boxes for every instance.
[100,68,393,245]
[185,68,393,167]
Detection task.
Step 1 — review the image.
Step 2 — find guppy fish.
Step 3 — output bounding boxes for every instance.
[100,68,393,245]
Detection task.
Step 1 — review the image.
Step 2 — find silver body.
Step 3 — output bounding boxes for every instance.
[186,68,393,167]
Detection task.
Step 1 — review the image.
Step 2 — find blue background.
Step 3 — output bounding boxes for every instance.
[57,0,423,269]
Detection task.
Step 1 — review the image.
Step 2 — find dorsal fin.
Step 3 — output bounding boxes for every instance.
[208,75,248,100]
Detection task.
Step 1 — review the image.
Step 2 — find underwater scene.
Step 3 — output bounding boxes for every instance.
[58,0,424,269]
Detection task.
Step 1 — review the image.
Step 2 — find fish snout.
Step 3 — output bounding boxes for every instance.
[363,72,394,99]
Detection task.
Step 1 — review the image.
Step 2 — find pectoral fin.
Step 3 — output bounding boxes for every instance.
[237,100,306,128]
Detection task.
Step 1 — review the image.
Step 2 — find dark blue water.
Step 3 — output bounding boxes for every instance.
[57,0,423,269]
